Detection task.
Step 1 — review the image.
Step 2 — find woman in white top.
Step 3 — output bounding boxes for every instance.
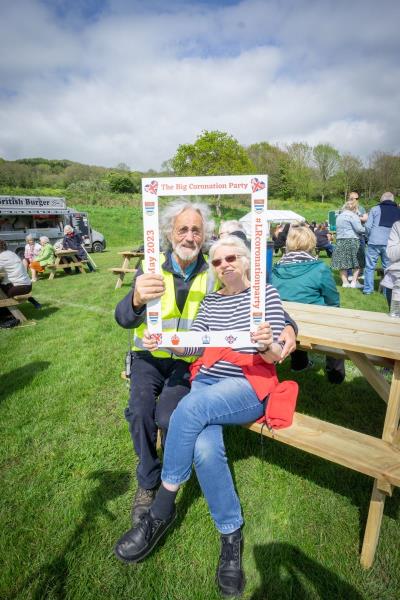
[23,235,41,270]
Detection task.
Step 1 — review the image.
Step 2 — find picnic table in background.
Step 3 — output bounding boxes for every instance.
[47,249,87,280]
[245,301,400,568]
[109,250,144,289]
[0,272,34,325]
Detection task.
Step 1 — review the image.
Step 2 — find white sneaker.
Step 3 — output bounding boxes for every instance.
[342,282,351,288]
[351,281,364,289]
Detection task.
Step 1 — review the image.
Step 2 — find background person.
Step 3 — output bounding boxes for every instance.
[62,225,94,272]
[331,198,365,288]
[363,192,400,295]
[315,223,334,258]
[380,220,400,310]
[114,235,293,598]
[271,224,345,383]
[0,240,41,326]
[23,235,41,270]
[114,200,298,529]
[218,218,250,249]
[30,236,55,281]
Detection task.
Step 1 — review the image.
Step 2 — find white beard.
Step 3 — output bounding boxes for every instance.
[172,241,201,262]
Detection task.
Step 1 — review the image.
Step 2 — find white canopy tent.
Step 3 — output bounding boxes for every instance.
[239,209,305,237]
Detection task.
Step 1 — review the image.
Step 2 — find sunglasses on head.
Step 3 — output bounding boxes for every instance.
[211,254,241,268]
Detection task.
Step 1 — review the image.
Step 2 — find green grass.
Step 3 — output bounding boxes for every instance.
[1,211,399,599]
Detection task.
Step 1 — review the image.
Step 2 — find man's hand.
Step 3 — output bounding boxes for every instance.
[278,325,297,363]
[133,273,165,310]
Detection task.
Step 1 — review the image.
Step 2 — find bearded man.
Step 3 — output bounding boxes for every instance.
[115,201,297,525]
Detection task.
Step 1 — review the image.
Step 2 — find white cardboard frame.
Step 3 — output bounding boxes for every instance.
[141,175,268,348]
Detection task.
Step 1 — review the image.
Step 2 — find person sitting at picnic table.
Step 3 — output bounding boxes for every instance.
[331,197,365,288]
[314,223,334,258]
[271,224,345,383]
[0,240,41,326]
[29,236,55,281]
[23,235,41,270]
[114,235,297,598]
[62,225,94,272]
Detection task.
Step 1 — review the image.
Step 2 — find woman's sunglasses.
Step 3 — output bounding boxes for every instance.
[211,254,241,268]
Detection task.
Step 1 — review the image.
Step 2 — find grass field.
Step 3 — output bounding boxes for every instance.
[1,205,399,600]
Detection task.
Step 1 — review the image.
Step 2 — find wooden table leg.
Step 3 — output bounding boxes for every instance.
[360,480,386,568]
[115,257,129,289]
[48,258,60,280]
[360,361,400,568]
[71,255,86,274]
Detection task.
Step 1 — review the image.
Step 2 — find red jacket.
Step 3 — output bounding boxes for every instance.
[190,348,298,429]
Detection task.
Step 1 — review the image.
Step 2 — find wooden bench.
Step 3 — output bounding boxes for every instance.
[117,303,400,568]
[0,292,36,324]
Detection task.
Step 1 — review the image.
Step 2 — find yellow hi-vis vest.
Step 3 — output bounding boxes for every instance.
[132,255,218,361]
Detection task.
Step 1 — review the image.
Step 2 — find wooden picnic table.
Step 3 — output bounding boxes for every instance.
[47,249,87,280]
[109,250,144,289]
[0,271,31,324]
[245,301,400,568]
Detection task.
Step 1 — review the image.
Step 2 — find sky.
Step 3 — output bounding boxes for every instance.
[0,0,399,170]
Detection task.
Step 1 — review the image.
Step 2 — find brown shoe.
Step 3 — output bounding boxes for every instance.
[131,486,158,525]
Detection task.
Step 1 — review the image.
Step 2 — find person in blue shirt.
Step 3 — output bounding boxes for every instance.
[363,192,400,295]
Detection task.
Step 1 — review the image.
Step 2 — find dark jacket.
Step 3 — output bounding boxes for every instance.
[63,232,86,260]
[115,251,210,329]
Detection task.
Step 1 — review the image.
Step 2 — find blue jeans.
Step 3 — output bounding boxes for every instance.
[364,244,390,294]
[162,374,265,533]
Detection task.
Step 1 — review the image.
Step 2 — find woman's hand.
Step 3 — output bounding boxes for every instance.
[253,322,284,363]
[143,330,185,355]
[142,330,160,351]
[252,322,274,352]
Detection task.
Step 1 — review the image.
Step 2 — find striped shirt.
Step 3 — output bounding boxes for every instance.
[182,285,285,378]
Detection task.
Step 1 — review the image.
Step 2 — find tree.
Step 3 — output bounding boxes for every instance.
[107,172,140,193]
[115,162,131,172]
[337,153,363,200]
[285,142,314,200]
[171,130,254,176]
[369,152,400,195]
[312,143,340,202]
[171,130,254,216]
[245,142,288,197]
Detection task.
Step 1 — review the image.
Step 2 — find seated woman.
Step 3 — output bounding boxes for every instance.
[114,236,292,597]
[23,235,41,270]
[29,236,55,281]
[271,224,345,383]
[315,223,334,257]
[0,240,41,325]
[62,225,94,272]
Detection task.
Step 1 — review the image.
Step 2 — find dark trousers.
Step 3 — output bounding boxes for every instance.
[126,352,191,489]
[291,349,345,383]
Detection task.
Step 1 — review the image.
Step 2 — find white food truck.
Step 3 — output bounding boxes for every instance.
[0,195,106,257]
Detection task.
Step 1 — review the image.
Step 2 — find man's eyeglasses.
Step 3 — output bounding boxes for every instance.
[211,254,241,268]
[174,226,203,238]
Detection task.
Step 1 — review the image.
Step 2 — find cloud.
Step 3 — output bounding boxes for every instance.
[0,0,399,169]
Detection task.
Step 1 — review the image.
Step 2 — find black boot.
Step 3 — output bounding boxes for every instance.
[216,529,244,597]
[131,486,158,526]
[114,507,177,563]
